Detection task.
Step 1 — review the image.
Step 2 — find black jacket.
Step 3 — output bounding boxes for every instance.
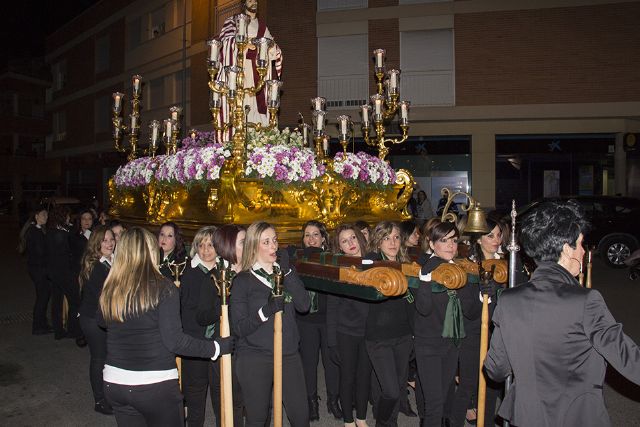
[79,260,110,318]
[45,227,73,284]
[180,264,220,339]
[230,267,310,355]
[485,262,640,427]
[25,224,46,276]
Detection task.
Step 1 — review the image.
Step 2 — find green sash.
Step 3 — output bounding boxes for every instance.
[429,281,465,343]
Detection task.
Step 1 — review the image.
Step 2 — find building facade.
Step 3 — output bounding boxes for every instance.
[45,0,640,211]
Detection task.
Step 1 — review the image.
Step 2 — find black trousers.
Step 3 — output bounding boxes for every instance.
[29,270,51,330]
[105,379,184,426]
[79,315,107,402]
[366,335,412,427]
[181,356,219,427]
[50,274,81,337]
[337,332,372,423]
[298,319,340,399]
[235,349,309,427]
[415,338,459,427]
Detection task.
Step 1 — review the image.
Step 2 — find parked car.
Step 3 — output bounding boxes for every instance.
[514,196,640,268]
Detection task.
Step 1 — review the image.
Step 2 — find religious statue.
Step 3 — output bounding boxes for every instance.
[215,0,283,140]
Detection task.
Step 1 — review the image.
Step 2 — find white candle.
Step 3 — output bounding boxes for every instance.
[132,75,141,96]
[361,105,370,127]
[207,39,220,63]
[389,70,398,90]
[270,83,279,104]
[311,97,325,112]
[165,119,172,138]
[337,115,350,136]
[374,97,382,115]
[314,111,325,132]
[323,137,329,152]
[374,49,385,69]
[113,92,123,113]
[130,114,137,130]
[211,90,221,108]
[236,14,249,40]
[302,125,308,145]
[226,67,238,91]
[151,122,159,143]
[170,106,181,121]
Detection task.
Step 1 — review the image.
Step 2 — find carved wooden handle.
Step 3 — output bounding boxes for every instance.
[431,263,467,289]
[456,258,508,284]
[339,266,408,297]
[483,259,508,284]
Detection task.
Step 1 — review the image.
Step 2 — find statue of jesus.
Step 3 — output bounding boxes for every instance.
[216,0,283,140]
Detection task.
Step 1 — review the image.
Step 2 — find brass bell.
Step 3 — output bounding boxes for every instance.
[464,200,490,234]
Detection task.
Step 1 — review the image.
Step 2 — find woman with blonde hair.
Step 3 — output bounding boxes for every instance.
[231,221,311,426]
[78,225,116,415]
[99,227,233,426]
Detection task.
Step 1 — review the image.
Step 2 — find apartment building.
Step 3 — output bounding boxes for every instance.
[46,0,640,210]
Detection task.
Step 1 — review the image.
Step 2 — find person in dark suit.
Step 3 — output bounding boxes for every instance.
[484,200,640,427]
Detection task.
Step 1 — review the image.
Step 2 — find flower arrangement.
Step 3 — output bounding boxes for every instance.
[245,144,325,186]
[154,143,231,187]
[113,156,158,188]
[113,131,398,191]
[332,151,396,187]
[246,127,305,150]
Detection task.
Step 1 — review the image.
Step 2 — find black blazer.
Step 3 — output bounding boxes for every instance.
[484,262,640,427]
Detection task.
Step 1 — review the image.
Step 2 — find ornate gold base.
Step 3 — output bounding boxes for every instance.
[109,167,414,242]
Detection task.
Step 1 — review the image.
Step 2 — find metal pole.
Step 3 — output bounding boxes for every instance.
[503,199,520,427]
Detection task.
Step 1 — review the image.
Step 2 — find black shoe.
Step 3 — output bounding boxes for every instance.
[94,399,113,415]
[327,395,343,420]
[308,396,320,421]
[399,398,417,417]
[75,336,88,348]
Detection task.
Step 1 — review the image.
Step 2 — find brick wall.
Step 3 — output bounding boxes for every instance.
[455,3,640,105]
[266,0,317,126]
[368,18,399,94]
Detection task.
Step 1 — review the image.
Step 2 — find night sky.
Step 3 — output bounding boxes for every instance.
[1,0,99,66]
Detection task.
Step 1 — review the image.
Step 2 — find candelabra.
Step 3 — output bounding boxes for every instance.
[360,49,410,161]
[206,14,281,171]
[112,75,142,161]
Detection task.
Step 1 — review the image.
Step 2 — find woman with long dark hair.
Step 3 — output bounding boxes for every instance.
[99,227,233,426]
[450,217,504,427]
[230,221,311,427]
[297,220,342,421]
[46,205,83,343]
[157,221,187,280]
[414,220,475,427]
[25,205,51,335]
[326,223,371,427]
[78,225,116,415]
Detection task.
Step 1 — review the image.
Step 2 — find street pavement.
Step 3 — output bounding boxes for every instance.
[1,219,640,426]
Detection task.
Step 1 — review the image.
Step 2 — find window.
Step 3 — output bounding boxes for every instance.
[95,35,110,74]
[51,60,67,92]
[317,0,367,11]
[318,34,368,108]
[149,7,166,39]
[53,110,66,141]
[128,17,142,48]
[95,96,111,134]
[400,29,454,106]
